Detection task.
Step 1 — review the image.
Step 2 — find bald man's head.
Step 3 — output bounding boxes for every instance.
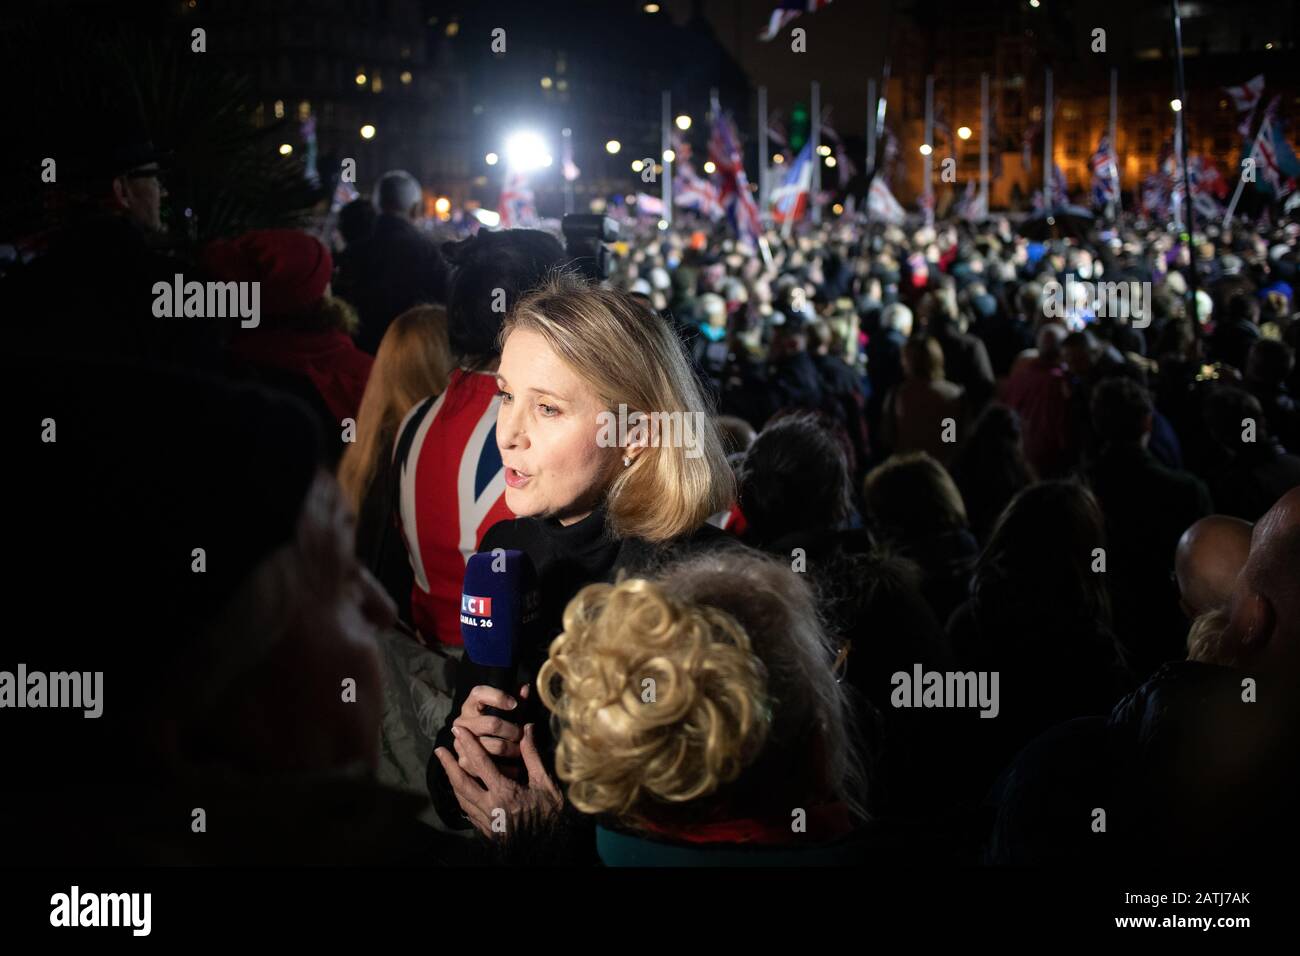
[1175,515,1253,620]
[1219,488,1300,677]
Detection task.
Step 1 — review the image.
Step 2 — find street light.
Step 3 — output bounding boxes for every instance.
[663,148,676,163]
[360,124,376,140]
[605,139,621,154]
[773,154,785,164]
[919,143,933,155]
[703,161,716,174]
[825,156,837,167]
[817,144,832,156]
[958,126,972,140]
[631,159,644,172]
[675,114,692,131]
[1170,98,1183,112]
[505,130,551,171]
[434,197,451,215]
[278,143,293,155]
[485,152,499,165]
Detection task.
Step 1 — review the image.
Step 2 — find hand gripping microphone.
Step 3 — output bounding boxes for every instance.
[459,548,541,723]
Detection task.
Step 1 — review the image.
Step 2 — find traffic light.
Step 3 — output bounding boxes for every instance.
[790,102,809,152]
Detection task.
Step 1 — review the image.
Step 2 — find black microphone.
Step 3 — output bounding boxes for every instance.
[459,549,541,723]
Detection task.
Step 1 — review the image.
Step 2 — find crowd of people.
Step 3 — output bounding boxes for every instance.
[4,122,1299,867]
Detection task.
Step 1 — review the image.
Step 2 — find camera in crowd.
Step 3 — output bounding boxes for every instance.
[562,214,619,283]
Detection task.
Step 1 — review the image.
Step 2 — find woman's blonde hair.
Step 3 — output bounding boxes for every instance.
[504,272,733,542]
[338,305,451,510]
[539,548,869,828]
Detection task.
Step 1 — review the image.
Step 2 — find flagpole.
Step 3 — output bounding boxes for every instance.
[811,81,822,225]
[1043,67,1053,206]
[661,90,673,227]
[867,77,877,176]
[1224,129,1266,230]
[1171,0,1199,332]
[562,127,574,216]
[759,85,770,224]
[924,74,933,226]
[980,72,989,214]
[876,60,891,149]
[1110,67,1121,219]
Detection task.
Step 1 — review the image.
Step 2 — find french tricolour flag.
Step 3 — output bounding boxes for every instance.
[770,142,813,223]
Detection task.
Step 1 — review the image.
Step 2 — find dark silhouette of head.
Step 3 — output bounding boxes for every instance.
[738,413,853,547]
[441,229,568,369]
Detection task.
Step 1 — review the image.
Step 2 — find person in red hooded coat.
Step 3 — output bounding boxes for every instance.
[202,228,373,466]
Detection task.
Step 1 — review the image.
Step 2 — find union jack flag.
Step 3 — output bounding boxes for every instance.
[758,0,832,41]
[1090,133,1120,208]
[710,109,764,248]
[1223,74,1265,115]
[497,173,536,228]
[397,371,514,646]
[674,161,725,220]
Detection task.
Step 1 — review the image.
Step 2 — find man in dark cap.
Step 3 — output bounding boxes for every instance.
[2,110,221,370]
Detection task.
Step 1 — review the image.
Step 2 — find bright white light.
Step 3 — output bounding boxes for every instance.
[663,149,676,163]
[675,114,692,131]
[278,143,293,155]
[473,208,501,228]
[1170,98,1182,112]
[485,152,499,166]
[817,145,832,156]
[360,124,376,140]
[434,197,451,214]
[825,156,837,167]
[505,131,551,171]
[958,126,972,140]
[703,161,716,174]
[657,219,669,230]
[606,139,621,154]
[1029,0,1040,7]
[631,159,644,172]
[919,143,933,155]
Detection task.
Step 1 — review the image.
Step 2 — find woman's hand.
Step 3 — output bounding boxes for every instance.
[453,683,529,759]
[434,723,563,839]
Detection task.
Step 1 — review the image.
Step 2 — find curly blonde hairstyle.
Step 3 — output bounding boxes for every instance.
[539,548,870,828]
[538,576,770,820]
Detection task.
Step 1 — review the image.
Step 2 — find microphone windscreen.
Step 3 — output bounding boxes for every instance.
[460,549,540,670]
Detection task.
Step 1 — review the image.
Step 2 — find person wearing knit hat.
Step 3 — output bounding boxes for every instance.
[201,228,374,465]
[2,355,481,864]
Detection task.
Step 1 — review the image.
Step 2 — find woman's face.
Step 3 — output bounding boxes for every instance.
[496,327,619,525]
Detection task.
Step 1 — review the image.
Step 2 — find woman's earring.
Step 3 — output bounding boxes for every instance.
[622,455,632,467]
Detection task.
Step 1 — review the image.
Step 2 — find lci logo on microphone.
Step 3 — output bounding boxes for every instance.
[461,593,493,627]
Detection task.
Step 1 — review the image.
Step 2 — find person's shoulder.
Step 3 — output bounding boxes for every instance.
[479,516,537,553]
[614,522,745,575]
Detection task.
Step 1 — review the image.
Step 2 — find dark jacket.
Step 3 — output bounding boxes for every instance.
[987,661,1300,865]
[1085,442,1212,681]
[933,324,996,411]
[335,214,447,353]
[426,506,733,832]
[1207,439,1300,522]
